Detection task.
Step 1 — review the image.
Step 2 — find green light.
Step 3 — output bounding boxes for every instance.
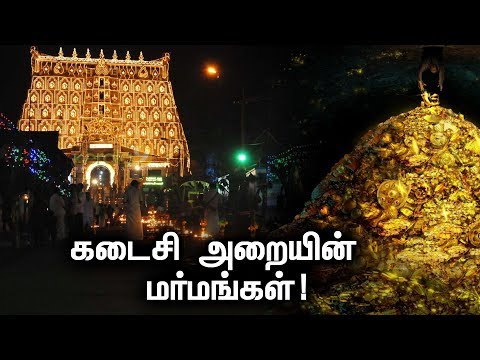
[234,150,249,166]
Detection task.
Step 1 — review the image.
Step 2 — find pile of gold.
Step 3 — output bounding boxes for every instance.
[284,106,480,314]
[302,270,480,315]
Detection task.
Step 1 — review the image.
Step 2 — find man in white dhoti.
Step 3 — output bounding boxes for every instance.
[124,180,144,241]
[203,183,221,237]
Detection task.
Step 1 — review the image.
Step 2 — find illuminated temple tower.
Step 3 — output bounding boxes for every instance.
[18,46,191,194]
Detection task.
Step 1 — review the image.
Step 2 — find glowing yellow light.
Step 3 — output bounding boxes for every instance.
[207,66,217,75]
[135,165,141,171]
[148,162,169,168]
[92,179,98,185]
[205,65,219,78]
[347,68,364,76]
[89,143,113,149]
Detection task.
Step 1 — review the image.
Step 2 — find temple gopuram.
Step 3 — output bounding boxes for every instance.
[18,46,191,200]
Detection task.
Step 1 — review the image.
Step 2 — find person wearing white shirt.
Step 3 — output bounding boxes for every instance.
[123,180,144,241]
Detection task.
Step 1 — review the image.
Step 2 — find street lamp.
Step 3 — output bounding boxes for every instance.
[205,65,220,79]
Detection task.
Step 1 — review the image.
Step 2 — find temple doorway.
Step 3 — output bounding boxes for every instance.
[88,165,112,204]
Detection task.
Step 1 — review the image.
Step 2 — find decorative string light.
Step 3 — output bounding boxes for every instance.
[1,143,69,193]
[266,144,323,182]
[1,109,71,194]
[0,113,17,131]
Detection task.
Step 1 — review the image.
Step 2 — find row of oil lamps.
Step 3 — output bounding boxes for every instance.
[112,210,259,239]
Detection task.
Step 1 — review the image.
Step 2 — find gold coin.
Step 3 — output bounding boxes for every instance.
[423,114,442,124]
[430,132,447,148]
[377,180,410,209]
[467,221,480,247]
[438,151,456,167]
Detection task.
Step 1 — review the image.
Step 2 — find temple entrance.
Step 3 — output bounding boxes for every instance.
[89,165,111,204]
[86,161,116,204]
[91,165,111,186]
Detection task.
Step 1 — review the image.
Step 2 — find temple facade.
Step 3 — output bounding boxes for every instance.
[18,46,191,199]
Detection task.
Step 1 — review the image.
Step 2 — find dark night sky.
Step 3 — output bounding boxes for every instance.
[0,45,291,159]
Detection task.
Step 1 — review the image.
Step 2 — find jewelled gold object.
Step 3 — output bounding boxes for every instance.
[377,180,410,209]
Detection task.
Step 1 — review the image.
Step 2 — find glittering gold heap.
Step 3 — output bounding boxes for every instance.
[285,106,480,314]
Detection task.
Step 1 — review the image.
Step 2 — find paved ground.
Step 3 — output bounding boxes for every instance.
[0,229,278,315]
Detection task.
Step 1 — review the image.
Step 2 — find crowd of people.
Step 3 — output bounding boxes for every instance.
[0,174,280,248]
[0,183,124,248]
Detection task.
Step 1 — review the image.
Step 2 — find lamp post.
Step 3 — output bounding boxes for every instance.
[240,87,245,148]
[205,65,220,79]
[205,64,248,150]
[234,89,272,151]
